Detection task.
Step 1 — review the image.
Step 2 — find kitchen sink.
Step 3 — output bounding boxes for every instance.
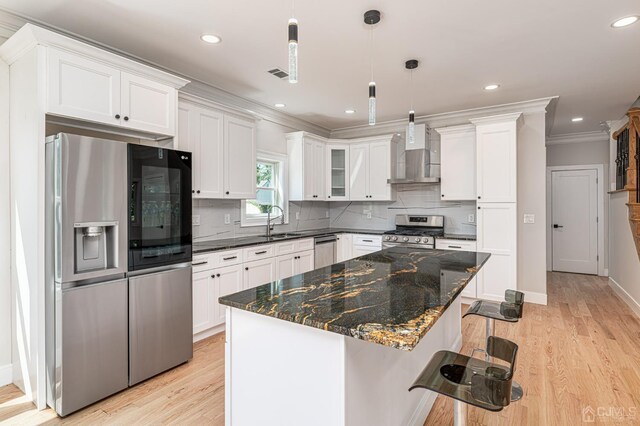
[268,233,302,239]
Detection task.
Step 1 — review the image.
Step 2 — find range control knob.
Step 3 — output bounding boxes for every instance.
[415,237,421,243]
[384,236,390,241]
[392,236,398,242]
[402,237,409,242]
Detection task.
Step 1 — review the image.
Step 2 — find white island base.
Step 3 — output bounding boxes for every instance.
[224,296,462,426]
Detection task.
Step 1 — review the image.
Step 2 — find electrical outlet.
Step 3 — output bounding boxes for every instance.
[468,214,475,224]
[295,212,300,220]
[192,215,200,226]
[325,210,330,218]
[524,214,535,224]
[224,214,231,224]
[365,210,372,219]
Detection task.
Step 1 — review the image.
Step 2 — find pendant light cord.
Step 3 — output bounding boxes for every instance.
[410,69,414,110]
[291,0,295,18]
[369,25,374,82]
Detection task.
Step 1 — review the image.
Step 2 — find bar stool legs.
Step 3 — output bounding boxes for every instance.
[453,400,467,426]
[483,314,523,401]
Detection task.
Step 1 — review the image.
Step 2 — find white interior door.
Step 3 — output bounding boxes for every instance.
[552,169,598,274]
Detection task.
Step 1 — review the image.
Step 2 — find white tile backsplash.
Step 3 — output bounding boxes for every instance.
[193,199,331,241]
[330,184,477,235]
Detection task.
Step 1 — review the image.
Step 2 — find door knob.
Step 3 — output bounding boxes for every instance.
[553,224,564,229]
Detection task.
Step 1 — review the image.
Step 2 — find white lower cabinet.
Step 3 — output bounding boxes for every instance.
[436,239,478,299]
[276,250,315,280]
[351,234,383,258]
[336,234,353,262]
[476,203,517,301]
[192,263,243,335]
[243,257,277,290]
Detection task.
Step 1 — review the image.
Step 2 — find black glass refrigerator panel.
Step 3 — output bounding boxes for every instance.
[128,145,192,271]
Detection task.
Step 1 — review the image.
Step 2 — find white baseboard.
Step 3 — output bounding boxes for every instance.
[0,363,12,387]
[406,332,463,426]
[193,323,225,343]
[603,268,609,277]
[522,290,547,305]
[608,277,640,318]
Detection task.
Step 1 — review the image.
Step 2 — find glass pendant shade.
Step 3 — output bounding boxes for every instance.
[368,82,376,126]
[408,110,415,144]
[288,18,298,83]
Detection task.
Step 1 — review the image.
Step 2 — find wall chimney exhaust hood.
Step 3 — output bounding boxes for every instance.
[388,123,441,184]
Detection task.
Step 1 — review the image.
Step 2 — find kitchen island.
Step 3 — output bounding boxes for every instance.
[220,247,490,426]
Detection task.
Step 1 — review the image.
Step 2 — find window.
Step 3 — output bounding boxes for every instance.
[241,152,288,226]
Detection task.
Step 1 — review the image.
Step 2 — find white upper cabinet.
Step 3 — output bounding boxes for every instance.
[178,99,256,199]
[47,48,122,127]
[326,144,350,201]
[471,114,522,203]
[120,72,176,135]
[349,143,369,201]
[287,132,327,201]
[349,137,395,201]
[46,46,182,137]
[224,115,257,199]
[437,124,476,201]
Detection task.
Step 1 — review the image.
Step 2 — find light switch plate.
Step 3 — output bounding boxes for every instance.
[523,214,535,224]
[192,215,200,226]
[295,212,300,220]
[224,214,231,224]
[325,210,330,218]
[468,214,475,224]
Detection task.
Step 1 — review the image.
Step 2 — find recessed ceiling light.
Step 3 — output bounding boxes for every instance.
[274,103,286,108]
[572,117,584,122]
[201,34,222,44]
[611,16,639,28]
[484,84,500,91]
[345,109,356,114]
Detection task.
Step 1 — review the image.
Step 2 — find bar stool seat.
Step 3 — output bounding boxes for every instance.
[463,289,524,402]
[409,336,519,425]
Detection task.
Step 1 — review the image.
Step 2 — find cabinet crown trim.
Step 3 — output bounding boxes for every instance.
[435,124,476,135]
[469,112,524,127]
[0,23,189,88]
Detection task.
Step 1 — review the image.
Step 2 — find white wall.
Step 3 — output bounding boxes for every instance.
[609,192,640,314]
[517,112,548,297]
[0,41,12,384]
[545,138,610,273]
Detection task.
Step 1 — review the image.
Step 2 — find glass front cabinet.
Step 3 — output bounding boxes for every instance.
[326,143,350,201]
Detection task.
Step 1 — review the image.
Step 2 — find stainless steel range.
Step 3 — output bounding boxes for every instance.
[382,215,444,249]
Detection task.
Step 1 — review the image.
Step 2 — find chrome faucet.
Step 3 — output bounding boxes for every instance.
[266,205,285,238]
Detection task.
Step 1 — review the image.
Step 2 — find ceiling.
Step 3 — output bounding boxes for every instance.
[1,0,639,135]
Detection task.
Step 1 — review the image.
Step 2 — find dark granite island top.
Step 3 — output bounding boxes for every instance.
[219,247,490,351]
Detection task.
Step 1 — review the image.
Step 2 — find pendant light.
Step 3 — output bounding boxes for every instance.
[364,10,380,126]
[288,1,298,83]
[405,59,419,144]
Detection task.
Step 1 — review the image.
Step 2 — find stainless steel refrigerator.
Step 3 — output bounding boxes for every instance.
[45,134,193,416]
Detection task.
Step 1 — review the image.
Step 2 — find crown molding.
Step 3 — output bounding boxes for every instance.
[545,131,609,146]
[469,112,523,127]
[330,97,557,139]
[434,124,476,135]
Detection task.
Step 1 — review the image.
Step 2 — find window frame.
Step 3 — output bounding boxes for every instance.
[241,151,289,227]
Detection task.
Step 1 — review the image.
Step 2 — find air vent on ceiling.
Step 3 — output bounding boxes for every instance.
[268,68,289,79]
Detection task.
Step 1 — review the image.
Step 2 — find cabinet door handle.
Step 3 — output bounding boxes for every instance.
[448,245,462,249]
[124,116,129,121]
[245,267,249,271]
[255,250,267,255]
[192,261,208,266]
[223,256,237,261]
[196,190,201,194]
[115,114,120,119]
[192,190,195,194]
[478,196,481,199]
[478,206,481,210]
[216,273,220,277]
[362,239,373,243]
[211,274,216,278]
[441,194,445,197]
[226,191,230,195]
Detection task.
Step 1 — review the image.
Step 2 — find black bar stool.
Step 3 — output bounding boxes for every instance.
[409,336,519,426]
[463,289,524,401]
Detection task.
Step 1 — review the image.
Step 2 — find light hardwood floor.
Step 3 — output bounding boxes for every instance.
[1,272,639,425]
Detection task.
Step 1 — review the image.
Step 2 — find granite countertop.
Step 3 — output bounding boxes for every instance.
[193,228,388,254]
[219,247,490,351]
[438,234,477,241]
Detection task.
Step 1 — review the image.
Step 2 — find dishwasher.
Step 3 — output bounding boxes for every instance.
[314,235,337,268]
